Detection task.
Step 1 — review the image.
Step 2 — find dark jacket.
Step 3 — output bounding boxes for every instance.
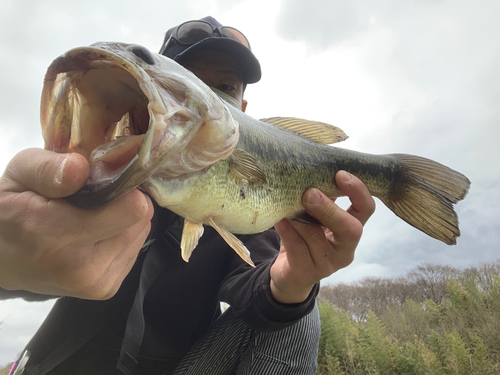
[1,206,318,374]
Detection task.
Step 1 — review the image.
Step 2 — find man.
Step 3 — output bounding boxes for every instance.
[0,16,375,374]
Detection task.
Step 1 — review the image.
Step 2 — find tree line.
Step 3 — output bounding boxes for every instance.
[317,259,500,374]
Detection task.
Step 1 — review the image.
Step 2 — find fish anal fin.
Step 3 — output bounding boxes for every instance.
[206,217,255,267]
[291,212,323,226]
[260,117,348,145]
[228,149,267,185]
[181,220,205,262]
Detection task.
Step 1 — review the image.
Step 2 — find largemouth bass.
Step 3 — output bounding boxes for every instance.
[41,42,471,266]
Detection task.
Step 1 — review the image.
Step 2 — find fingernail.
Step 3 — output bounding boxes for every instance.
[305,189,322,206]
[55,154,70,185]
[339,171,352,182]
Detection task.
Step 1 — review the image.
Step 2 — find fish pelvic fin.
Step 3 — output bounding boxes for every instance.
[381,154,471,245]
[181,220,205,262]
[206,217,255,267]
[228,149,267,185]
[259,117,348,145]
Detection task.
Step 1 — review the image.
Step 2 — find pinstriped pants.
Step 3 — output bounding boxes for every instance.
[173,303,320,375]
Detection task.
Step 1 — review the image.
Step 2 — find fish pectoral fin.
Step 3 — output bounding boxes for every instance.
[259,117,348,145]
[228,149,267,185]
[291,212,323,226]
[206,217,255,268]
[181,220,205,262]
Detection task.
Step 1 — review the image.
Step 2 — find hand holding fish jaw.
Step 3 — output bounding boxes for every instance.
[271,171,375,304]
[0,148,154,299]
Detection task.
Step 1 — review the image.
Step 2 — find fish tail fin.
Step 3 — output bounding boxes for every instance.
[380,154,470,245]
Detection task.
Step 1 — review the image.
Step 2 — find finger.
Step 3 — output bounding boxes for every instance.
[45,190,154,247]
[277,213,344,277]
[274,218,312,262]
[285,209,357,275]
[5,148,89,198]
[335,170,375,226]
[302,187,363,245]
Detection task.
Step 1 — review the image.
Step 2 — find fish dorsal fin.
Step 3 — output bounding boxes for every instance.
[260,117,348,145]
[180,220,205,262]
[228,149,267,185]
[206,217,255,267]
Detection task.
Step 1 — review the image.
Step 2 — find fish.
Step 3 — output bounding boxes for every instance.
[41,42,471,267]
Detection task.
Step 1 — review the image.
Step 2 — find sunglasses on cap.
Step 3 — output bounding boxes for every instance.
[159,20,251,56]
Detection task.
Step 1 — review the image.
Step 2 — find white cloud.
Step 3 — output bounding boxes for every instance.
[1,0,499,365]
[324,261,390,285]
[0,299,55,364]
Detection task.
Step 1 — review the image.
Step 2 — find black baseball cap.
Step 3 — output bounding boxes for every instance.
[159,16,262,84]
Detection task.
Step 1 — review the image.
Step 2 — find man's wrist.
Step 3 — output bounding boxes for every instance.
[270,279,314,304]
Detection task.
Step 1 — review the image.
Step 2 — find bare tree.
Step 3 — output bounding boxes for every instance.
[319,261,500,322]
[463,260,500,292]
[406,264,461,304]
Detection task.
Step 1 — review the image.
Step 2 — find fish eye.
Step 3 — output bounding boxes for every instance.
[130,46,156,65]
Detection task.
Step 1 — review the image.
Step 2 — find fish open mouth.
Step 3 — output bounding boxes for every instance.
[69,63,151,186]
[41,43,238,207]
[40,45,175,206]
[42,50,154,187]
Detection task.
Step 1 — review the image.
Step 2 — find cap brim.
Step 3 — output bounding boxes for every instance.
[174,37,261,84]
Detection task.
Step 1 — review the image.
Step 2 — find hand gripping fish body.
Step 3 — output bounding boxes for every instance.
[41,42,471,266]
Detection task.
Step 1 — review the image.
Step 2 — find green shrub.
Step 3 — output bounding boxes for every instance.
[317,260,500,374]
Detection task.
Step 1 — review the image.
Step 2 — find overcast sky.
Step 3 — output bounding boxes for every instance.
[1,0,499,365]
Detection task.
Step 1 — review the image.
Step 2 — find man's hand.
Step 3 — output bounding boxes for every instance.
[270,170,375,304]
[0,148,154,300]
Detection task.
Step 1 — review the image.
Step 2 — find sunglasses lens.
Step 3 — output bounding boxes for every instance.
[221,27,251,49]
[172,21,251,50]
[177,21,213,44]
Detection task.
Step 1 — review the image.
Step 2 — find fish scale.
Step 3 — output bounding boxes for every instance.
[40,42,471,266]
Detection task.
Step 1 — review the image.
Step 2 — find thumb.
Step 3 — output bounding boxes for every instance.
[4,148,89,198]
